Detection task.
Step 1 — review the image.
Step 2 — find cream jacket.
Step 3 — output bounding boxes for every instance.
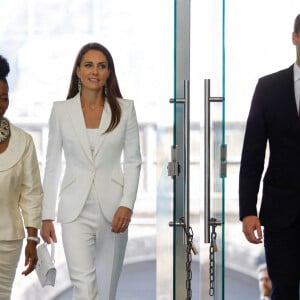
[42,95,142,223]
[0,123,43,240]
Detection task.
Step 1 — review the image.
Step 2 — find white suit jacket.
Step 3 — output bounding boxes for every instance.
[42,94,142,223]
[0,124,43,240]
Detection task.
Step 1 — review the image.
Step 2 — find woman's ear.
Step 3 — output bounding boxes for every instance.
[76,66,81,80]
[292,31,300,46]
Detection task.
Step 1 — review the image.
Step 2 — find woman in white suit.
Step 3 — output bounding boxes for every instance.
[0,55,43,299]
[41,43,142,300]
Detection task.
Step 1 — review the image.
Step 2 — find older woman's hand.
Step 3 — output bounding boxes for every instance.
[22,240,38,276]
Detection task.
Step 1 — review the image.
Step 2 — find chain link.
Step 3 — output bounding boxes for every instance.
[208,217,223,297]
[185,225,193,300]
[209,230,217,296]
[180,217,195,300]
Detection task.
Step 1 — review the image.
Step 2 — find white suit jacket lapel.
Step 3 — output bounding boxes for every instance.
[93,100,111,157]
[67,95,93,162]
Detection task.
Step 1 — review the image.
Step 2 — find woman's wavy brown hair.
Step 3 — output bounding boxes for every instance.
[67,42,122,133]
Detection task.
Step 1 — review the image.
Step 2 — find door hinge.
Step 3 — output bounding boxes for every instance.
[220,144,227,177]
[167,145,180,177]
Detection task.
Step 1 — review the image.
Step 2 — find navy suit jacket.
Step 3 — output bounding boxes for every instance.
[239,65,300,228]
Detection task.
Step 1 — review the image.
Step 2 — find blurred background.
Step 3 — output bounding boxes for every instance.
[1,0,299,299]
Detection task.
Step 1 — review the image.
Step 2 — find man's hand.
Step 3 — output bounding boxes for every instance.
[242,215,263,244]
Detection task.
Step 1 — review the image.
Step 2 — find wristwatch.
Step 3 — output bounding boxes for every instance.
[27,236,41,244]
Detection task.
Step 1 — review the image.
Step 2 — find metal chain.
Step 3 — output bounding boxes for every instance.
[179,217,197,300]
[185,225,193,300]
[209,229,217,296]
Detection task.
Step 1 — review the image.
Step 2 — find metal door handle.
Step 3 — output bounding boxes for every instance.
[168,79,190,236]
[204,79,224,243]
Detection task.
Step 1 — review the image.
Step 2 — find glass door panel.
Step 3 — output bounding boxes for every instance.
[190,0,225,299]
[193,1,300,300]
[173,0,192,299]
[210,100,225,300]
[223,2,300,300]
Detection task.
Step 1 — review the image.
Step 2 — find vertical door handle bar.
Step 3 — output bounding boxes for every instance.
[168,80,190,235]
[204,79,223,243]
[184,79,190,229]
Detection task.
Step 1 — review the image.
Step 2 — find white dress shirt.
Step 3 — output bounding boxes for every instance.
[293,62,300,114]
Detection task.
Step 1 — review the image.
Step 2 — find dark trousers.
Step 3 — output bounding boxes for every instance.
[264,215,300,300]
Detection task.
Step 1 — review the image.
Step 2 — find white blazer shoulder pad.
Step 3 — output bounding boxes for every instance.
[52,94,81,109]
[117,97,133,106]
[117,98,136,114]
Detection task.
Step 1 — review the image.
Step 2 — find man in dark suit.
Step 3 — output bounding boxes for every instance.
[239,14,300,299]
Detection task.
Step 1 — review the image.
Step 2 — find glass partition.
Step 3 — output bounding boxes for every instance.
[3,1,173,299]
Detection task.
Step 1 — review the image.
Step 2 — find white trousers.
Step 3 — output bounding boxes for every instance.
[62,185,128,300]
[0,240,23,300]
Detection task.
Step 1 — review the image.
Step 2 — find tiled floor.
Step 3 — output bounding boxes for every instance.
[55,260,258,300]
[12,220,260,299]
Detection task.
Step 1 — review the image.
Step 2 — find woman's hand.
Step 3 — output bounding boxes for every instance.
[111,206,132,233]
[41,220,57,243]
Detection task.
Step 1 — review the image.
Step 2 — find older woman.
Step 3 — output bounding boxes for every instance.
[0,55,43,299]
